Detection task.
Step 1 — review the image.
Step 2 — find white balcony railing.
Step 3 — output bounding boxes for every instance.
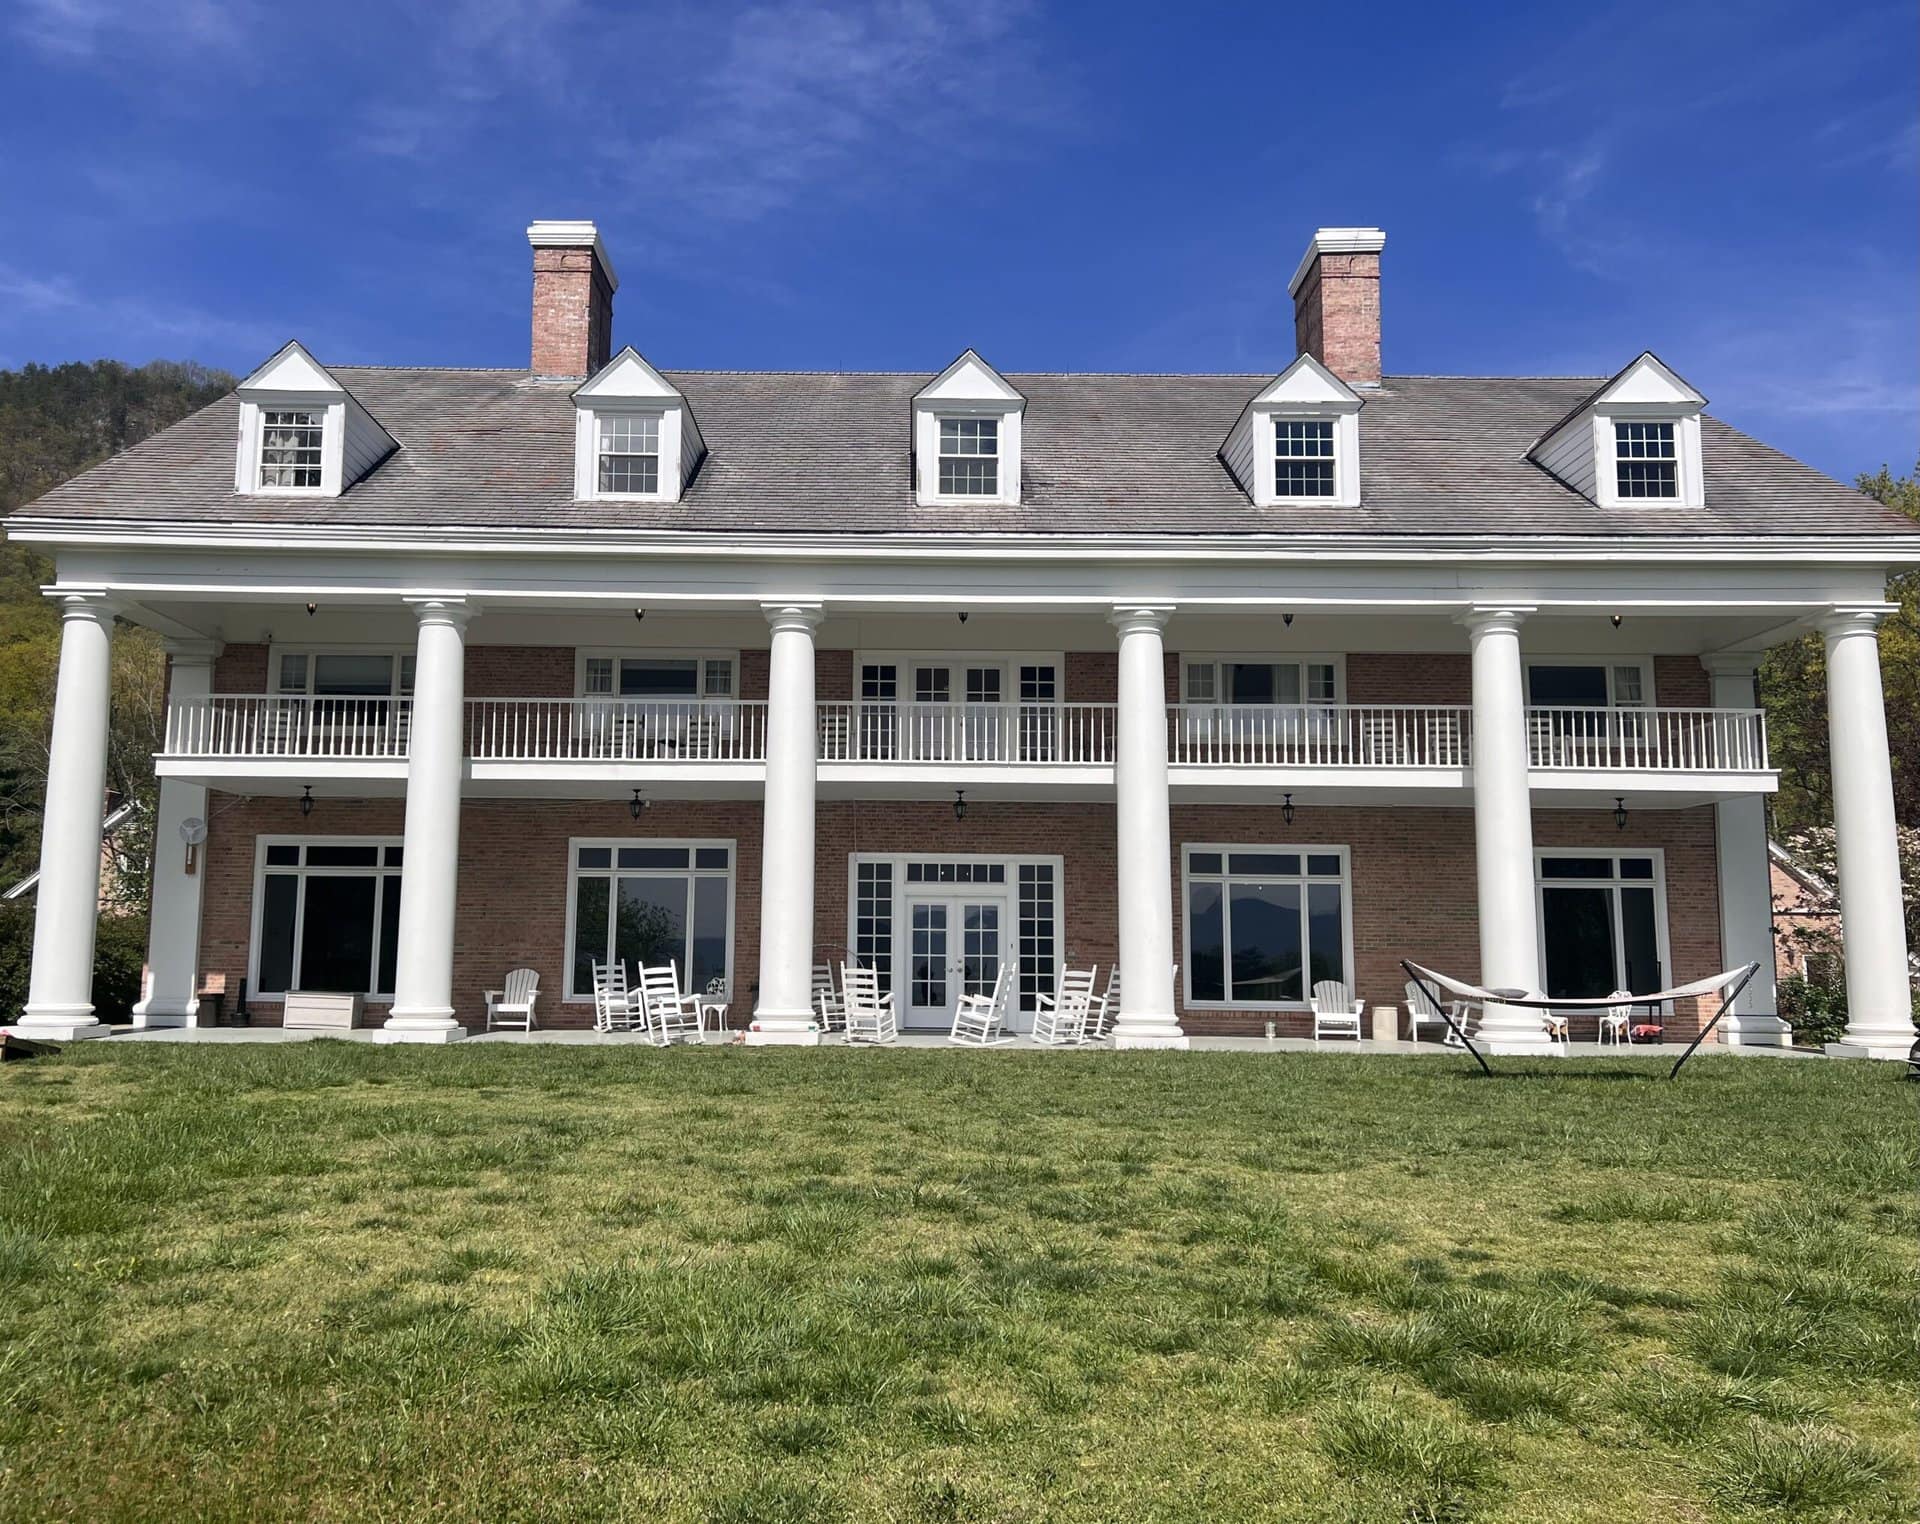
[163,694,413,758]
[1526,706,1769,772]
[1168,704,1473,767]
[816,702,1117,764]
[467,699,768,762]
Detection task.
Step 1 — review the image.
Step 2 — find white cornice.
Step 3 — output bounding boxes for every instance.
[527,220,618,291]
[1288,227,1387,295]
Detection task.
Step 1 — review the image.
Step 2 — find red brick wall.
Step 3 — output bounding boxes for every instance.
[1347,652,1472,705]
[1293,249,1382,386]
[1654,655,1711,707]
[466,647,575,697]
[214,643,269,691]
[530,244,613,379]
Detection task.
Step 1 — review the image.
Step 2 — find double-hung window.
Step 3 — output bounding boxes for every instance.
[1185,847,1350,1006]
[568,841,733,998]
[580,655,736,700]
[597,413,661,495]
[259,410,325,489]
[938,417,998,495]
[253,840,404,997]
[1273,418,1336,497]
[1184,659,1338,708]
[1613,421,1677,499]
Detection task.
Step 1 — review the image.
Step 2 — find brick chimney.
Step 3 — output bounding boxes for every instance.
[1289,227,1386,387]
[527,220,617,380]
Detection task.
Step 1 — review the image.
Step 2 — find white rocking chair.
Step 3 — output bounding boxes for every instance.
[1310,980,1365,1043]
[1033,967,1098,1046]
[484,968,539,1031]
[949,966,1014,1046]
[842,963,898,1044]
[591,960,641,1034]
[812,962,846,1033]
[1084,966,1120,1042]
[638,961,703,1044]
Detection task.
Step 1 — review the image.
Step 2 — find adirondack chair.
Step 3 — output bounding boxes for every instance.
[484,968,540,1031]
[1310,980,1365,1043]
[841,963,898,1044]
[1033,966,1098,1046]
[949,966,1014,1046]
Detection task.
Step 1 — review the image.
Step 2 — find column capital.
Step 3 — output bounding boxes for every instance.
[762,602,825,634]
[1699,650,1764,678]
[404,596,475,632]
[44,589,120,625]
[162,637,225,665]
[1817,604,1898,640]
[1110,603,1174,636]
[1456,605,1535,634]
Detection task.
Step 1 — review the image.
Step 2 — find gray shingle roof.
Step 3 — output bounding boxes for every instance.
[13,367,1915,539]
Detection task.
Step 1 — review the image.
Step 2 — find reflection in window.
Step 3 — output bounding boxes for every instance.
[1186,848,1347,1005]
[569,841,732,997]
[253,840,403,996]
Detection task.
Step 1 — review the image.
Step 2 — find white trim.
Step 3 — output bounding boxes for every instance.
[1179,843,1355,1011]
[267,643,416,696]
[561,836,737,1002]
[1523,655,1656,708]
[853,649,1067,699]
[1288,227,1387,296]
[1594,408,1705,510]
[246,835,405,1001]
[1533,846,1673,1000]
[527,220,618,290]
[1179,653,1346,705]
[573,648,740,698]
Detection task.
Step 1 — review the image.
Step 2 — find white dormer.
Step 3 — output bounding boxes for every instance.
[1221,353,1363,508]
[572,346,706,503]
[913,350,1024,507]
[233,341,395,497]
[1530,351,1706,509]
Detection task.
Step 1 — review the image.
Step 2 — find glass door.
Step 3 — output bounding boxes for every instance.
[905,894,1004,1026]
[1537,855,1667,1000]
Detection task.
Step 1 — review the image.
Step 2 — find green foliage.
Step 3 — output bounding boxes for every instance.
[0,358,233,894]
[1776,972,1849,1048]
[0,903,149,1023]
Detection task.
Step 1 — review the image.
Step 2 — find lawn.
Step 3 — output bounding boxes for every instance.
[0,1045,1914,1523]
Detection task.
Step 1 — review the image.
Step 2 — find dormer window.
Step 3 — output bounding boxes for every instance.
[938,417,999,495]
[259,410,325,490]
[597,414,661,495]
[1613,421,1676,499]
[1274,419,1336,497]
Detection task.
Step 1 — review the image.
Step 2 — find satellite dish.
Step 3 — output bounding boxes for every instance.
[179,817,208,846]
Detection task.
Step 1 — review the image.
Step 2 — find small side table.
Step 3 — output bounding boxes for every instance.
[700,1001,730,1039]
[1371,1004,1400,1043]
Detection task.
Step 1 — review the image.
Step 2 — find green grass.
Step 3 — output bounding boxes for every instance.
[0,1045,1914,1522]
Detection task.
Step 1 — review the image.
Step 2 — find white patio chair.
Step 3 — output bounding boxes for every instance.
[949,966,1014,1046]
[841,963,897,1044]
[1033,966,1098,1046]
[1535,992,1571,1053]
[590,960,632,1033]
[700,975,731,1037]
[638,961,704,1044]
[1403,978,1465,1044]
[1310,980,1365,1043]
[812,962,846,1033]
[484,968,540,1032]
[1598,988,1634,1046]
[1084,966,1121,1042]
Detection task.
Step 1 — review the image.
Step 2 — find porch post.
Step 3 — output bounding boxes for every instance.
[378,598,471,1043]
[1110,604,1186,1049]
[132,640,219,1028]
[1461,607,1547,1052]
[1819,608,1915,1059]
[12,593,118,1040]
[750,603,823,1044]
[1703,655,1786,1045]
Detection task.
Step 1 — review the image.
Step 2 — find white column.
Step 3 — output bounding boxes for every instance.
[377,599,471,1044]
[132,641,219,1029]
[1461,607,1547,1052]
[12,594,118,1040]
[1111,605,1186,1049]
[750,603,823,1044]
[1819,609,1915,1059]
[1703,655,1787,1046]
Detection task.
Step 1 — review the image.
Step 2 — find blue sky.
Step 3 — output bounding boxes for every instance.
[1,0,1913,480]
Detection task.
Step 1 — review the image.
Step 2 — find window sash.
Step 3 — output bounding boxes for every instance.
[568,841,732,999]
[937,416,999,495]
[1273,418,1336,498]
[253,839,403,997]
[1185,660,1339,706]
[597,414,661,494]
[1613,421,1677,499]
[260,409,324,489]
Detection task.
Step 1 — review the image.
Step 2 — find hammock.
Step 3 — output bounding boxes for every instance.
[1401,959,1764,1079]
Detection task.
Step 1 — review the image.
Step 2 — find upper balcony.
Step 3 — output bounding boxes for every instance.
[158,695,1774,802]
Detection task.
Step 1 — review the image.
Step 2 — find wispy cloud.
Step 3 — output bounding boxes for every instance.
[12,0,249,61]
[0,261,284,360]
[0,264,82,312]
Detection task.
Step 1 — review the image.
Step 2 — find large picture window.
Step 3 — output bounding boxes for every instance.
[251,838,404,997]
[578,653,736,699]
[567,840,734,998]
[1184,846,1351,1007]
[1536,851,1669,1000]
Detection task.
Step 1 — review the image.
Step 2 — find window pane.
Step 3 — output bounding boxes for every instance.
[1188,880,1225,1001]
[1187,851,1223,876]
[1017,862,1055,1012]
[690,877,728,992]
[577,846,612,869]
[305,844,381,868]
[619,659,699,697]
[277,654,309,693]
[615,876,688,973]
[383,846,404,867]
[1185,664,1216,702]
[1306,854,1341,877]
[1540,857,1610,879]
[298,875,377,992]
[376,875,402,994]
[855,861,894,991]
[312,654,395,697]
[1527,665,1609,706]
[1307,882,1345,988]
[265,844,301,866]
[258,874,298,993]
[1307,663,1337,703]
[703,660,734,696]
[583,658,613,695]
[694,847,730,870]
[1621,887,1662,993]
[1611,666,1645,705]
[572,875,610,992]
[1229,881,1302,1002]
[617,847,690,869]
[1542,886,1616,999]
[1618,857,1655,880]
[1229,852,1300,876]
[259,409,324,488]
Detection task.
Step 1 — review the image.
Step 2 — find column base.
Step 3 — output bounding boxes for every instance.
[130,998,196,1030]
[1719,1013,1791,1048]
[7,1016,111,1041]
[746,1010,822,1046]
[374,1008,467,1044]
[1113,1018,1189,1050]
[1824,1037,1915,1062]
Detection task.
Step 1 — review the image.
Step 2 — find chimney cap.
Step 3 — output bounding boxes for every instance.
[1288,227,1386,297]
[526,219,618,292]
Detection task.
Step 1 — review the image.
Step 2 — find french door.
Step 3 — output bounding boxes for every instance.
[1536,852,1668,1000]
[905,894,1005,1026]
[855,660,1059,762]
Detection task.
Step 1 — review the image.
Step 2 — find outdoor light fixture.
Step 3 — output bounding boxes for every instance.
[953,789,968,822]
[305,601,317,617]
[1282,792,1295,825]
[300,785,314,817]
[1283,612,1295,628]
[629,788,648,820]
[634,607,645,622]
[1611,613,1624,629]
[1614,796,1629,830]
[957,611,969,624]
